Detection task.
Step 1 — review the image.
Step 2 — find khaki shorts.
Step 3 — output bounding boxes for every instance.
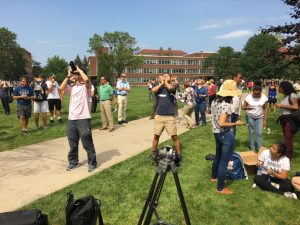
[154,115,177,136]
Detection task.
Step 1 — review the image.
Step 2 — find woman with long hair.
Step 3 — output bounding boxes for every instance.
[275,81,298,160]
[211,80,244,194]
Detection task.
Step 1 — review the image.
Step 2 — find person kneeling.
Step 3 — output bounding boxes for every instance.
[254,143,297,200]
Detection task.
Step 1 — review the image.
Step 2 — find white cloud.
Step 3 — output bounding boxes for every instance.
[197,18,257,30]
[214,30,255,39]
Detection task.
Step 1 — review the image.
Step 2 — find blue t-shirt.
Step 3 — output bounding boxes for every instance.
[154,85,176,115]
[194,85,208,103]
[13,86,34,105]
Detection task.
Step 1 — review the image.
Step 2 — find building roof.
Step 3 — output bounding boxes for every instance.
[139,49,187,56]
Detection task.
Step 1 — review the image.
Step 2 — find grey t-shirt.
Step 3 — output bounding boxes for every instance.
[280,93,298,115]
[211,100,232,133]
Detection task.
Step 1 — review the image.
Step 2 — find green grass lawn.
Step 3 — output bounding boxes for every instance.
[21,104,300,224]
[0,87,153,151]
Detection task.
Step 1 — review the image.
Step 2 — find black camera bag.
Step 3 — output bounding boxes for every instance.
[66,191,103,225]
[0,209,48,225]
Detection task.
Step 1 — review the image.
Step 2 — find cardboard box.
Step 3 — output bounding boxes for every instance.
[239,146,268,175]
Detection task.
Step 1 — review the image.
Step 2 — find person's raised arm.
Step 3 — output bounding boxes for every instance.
[59,69,71,91]
[77,66,91,90]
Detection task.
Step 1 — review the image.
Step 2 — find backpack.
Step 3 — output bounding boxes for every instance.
[226,152,248,180]
[0,209,48,225]
[66,191,103,225]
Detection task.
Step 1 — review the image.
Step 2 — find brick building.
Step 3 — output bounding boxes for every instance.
[88,48,215,85]
[22,48,32,77]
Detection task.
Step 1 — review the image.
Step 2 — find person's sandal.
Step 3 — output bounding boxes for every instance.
[217,188,234,195]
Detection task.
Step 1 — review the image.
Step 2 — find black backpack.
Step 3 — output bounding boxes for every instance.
[0,209,48,225]
[66,191,104,225]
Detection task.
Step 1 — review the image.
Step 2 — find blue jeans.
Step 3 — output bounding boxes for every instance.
[246,115,263,151]
[212,131,235,191]
[231,113,239,136]
[194,101,206,126]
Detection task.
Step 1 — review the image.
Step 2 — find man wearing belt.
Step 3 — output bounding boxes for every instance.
[98,76,114,132]
[116,73,130,124]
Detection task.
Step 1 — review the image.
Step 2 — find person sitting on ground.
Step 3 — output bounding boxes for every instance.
[292,176,300,194]
[211,79,244,194]
[254,143,297,200]
[180,81,196,129]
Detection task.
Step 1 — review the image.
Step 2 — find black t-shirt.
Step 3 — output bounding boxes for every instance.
[31,82,48,102]
[154,84,176,115]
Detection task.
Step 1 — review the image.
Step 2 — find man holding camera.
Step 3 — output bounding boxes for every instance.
[31,74,49,129]
[46,74,62,123]
[59,66,97,172]
[151,73,181,163]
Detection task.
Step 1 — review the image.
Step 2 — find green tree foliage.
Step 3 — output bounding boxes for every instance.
[203,46,242,79]
[73,54,83,70]
[242,33,284,80]
[43,55,68,82]
[0,27,26,80]
[82,55,89,73]
[262,0,300,61]
[88,31,143,81]
[32,60,43,77]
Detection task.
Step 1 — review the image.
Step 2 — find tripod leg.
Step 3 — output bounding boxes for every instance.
[138,172,160,225]
[144,172,167,225]
[172,170,191,225]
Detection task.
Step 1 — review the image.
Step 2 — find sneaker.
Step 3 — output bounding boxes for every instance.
[21,129,26,135]
[108,128,114,132]
[252,183,257,188]
[88,165,97,172]
[122,120,128,124]
[58,119,63,123]
[66,164,79,171]
[284,192,298,200]
[118,121,123,125]
[217,188,234,195]
[50,119,54,123]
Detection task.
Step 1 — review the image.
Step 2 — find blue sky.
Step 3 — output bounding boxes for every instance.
[0,0,294,65]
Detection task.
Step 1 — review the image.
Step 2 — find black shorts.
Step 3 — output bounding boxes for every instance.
[48,99,62,111]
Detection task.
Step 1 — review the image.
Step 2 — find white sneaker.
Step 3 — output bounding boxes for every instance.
[284,192,297,200]
[252,183,257,188]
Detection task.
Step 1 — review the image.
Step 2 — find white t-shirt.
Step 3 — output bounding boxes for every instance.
[258,149,290,176]
[293,83,300,97]
[46,80,60,99]
[245,93,268,118]
[89,85,95,103]
[68,84,91,120]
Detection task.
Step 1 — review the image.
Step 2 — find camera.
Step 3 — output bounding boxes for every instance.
[69,61,77,73]
[157,146,175,161]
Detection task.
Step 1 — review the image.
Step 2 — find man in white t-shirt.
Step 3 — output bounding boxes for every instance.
[254,143,296,199]
[59,66,97,172]
[46,74,62,123]
[243,81,269,151]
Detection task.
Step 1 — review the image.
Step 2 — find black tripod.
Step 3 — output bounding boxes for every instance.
[138,158,191,225]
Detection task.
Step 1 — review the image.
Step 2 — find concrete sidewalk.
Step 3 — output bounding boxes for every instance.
[0,112,196,212]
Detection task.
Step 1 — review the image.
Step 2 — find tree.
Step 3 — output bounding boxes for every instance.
[43,55,68,82]
[203,46,242,79]
[0,27,26,80]
[82,55,89,73]
[32,60,43,76]
[242,33,284,80]
[88,31,143,80]
[262,0,300,61]
[73,54,83,70]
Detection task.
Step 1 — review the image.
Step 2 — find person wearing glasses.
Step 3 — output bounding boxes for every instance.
[59,66,97,172]
[243,80,269,152]
[13,76,34,135]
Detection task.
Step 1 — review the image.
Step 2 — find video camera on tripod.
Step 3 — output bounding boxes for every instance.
[139,146,190,225]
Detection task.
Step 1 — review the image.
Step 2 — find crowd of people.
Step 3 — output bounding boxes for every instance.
[1,68,300,198]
